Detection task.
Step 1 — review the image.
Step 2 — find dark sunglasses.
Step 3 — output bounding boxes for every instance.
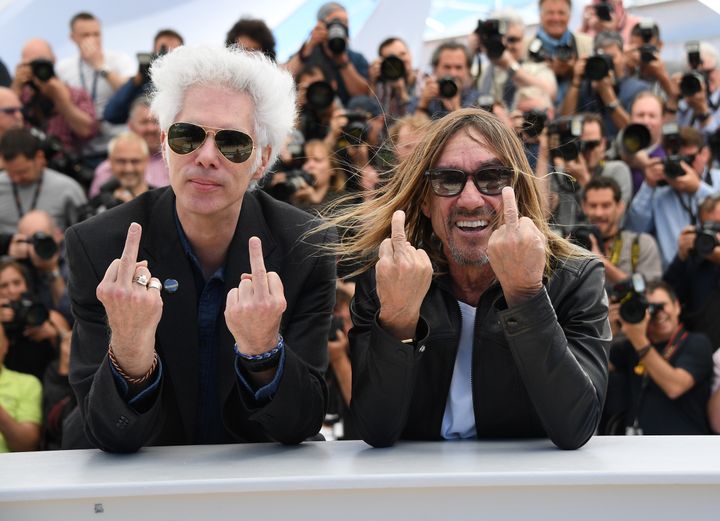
[167,122,254,164]
[581,140,602,152]
[0,106,22,115]
[425,166,513,197]
[505,36,522,44]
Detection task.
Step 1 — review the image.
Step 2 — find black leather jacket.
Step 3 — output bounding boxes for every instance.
[349,255,611,449]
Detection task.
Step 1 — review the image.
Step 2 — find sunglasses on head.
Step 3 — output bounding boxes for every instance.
[167,122,254,164]
[425,165,513,197]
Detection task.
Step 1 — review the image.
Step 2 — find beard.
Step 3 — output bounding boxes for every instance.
[444,207,496,266]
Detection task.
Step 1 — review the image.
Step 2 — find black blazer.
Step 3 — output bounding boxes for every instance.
[63,187,336,451]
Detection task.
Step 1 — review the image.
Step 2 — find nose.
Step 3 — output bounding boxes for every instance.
[456,176,487,210]
[194,133,221,169]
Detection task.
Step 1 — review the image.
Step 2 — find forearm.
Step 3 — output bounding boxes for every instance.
[559,82,580,116]
[630,339,694,399]
[0,407,40,452]
[608,105,630,131]
[54,98,95,138]
[339,64,370,96]
[602,258,628,284]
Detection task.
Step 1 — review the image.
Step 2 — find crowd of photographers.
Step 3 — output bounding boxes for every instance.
[1,0,720,451]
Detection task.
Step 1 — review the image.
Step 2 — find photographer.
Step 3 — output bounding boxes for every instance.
[664,194,720,347]
[368,37,417,120]
[411,41,479,119]
[296,65,338,142]
[609,280,713,434]
[561,31,650,139]
[0,322,42,453]
[626,125,720,267]
[580,1,641,45]
[388,113,430,165]
[624,21,679,109]
[476,12,557,107]
[677,41,720,138]
[225,18,276,59]
[0,128,86,234]
[581,178,661,291]
[0,259,70,382]
[103,29,183,125]
[11,38,96,155]
[286,2,370,104]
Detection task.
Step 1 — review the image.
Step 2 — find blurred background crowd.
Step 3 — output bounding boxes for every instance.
[1,0,720,452]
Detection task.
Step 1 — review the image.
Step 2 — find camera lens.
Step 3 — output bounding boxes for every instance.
[305,81,335,110]
[380,55,406,82]
[32,232,58,260]
[694,230,719,256]
[680,72,703,97]
[584,55,611,81]
[437,77,458,99]
[30,59,55,82]
[620,124,651,154]
[326,20,348,55]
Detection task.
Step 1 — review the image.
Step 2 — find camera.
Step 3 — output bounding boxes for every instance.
[305,80,335,111]
[29,59,55,82]
[694,222,720,257]
[611,274,649,324]
[554,43,575,62]
[527,38,549,63]
[618,123,651,155]
[680,71,705,98]
[477,95,494,112]
[265,169,316,202]
[686,41,701,70]
[584,53,613,81]
[326,18,348,55]
[137,46,168,84]
[379,55,406,82]
[475,18,508,60]
[437,76,458,99]
[547,116,583,161]
[567,224,603,251]
[3,293,49,329]
[19,232,59,260]
[522,109,547,138]
[594,1,614,22]
[341,110,370,146]
[661,123,687,179]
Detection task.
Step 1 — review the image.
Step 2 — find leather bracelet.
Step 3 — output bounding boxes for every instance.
[571,82,581,89]
[235,336,284,372]
[636,344,653,360]
[108,345,158,385]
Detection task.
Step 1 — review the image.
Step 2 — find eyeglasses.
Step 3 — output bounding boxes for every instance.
[425,165,513,197]
[0,107,22,116]
[167,122,255,164]
[505,36,522,44]
[581,140,602,152]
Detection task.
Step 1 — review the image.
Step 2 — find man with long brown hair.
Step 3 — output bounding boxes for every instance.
[328,108,611,449]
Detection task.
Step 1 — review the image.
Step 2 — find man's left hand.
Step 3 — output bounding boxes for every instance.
[487,186,546,307]
[225,237,287,355]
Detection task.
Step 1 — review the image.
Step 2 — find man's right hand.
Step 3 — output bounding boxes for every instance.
[96,222,163,378]
[643,157,666,187]
[303,21,328,57]
[677,225,697,261]
[376,210,432,340]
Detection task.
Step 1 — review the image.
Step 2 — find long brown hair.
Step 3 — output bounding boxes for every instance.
[318,108,587,277]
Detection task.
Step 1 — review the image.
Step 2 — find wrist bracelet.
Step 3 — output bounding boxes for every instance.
[636,344,652,360]
[235,335,284,372]
[108,345,158,385]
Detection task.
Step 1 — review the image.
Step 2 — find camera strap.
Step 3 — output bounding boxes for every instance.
[78,59,99,103]
[674,190,697,225]
[608,233,641,272]
[11,171,44,219]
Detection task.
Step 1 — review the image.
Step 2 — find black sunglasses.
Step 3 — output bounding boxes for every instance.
[581,140,602,152]
[167,122,255,164]
[0,106,22,115]
[425,166,513,197]
[505,36,522,44]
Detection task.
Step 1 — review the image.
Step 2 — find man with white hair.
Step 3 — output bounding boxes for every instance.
[63,46,336,451]
[677,41,720,138]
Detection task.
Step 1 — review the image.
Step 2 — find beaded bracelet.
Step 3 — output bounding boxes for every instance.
[235,336,284,372]
[108,345,158,385]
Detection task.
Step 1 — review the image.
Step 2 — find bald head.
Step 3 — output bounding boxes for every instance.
[0,87,23,137]
[18,210,57,237]
[22,38,55,64]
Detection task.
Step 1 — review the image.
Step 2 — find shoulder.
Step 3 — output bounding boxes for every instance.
[42,169,84,191]
[55,56,77,76]
[603,160,631,174]
[2,367,42,393]
[550,254,604,286]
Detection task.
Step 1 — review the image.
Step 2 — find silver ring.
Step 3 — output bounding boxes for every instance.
[133,274,149,286]
[147,280,162,291]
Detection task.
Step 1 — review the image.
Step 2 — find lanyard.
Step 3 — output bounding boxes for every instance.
[78,59,99,103]
[674,190,697,226]
[607,233,640,272]
[11,176,43,219]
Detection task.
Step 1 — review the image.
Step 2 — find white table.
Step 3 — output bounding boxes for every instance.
[1,436,719,520]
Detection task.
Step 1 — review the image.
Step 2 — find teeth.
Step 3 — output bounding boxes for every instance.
[456,220,488,228]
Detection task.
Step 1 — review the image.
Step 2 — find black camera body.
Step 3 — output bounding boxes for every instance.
[680,71,705,98]
[584,53,614,81]
[694,222,720,257]
[611,274,648,324]
[30,59,55,82]
[594,1,614,22]
[25,232,58,260]
[3,294,49,329]
[437,76,459,99]
[522,109,547,138]
[639,44,657,63]
[567,224,603,251]
[326,18,348,55]
[547,116,583,161]
[476,18,508,60]
[305,80,335,110]
[379,55,406,82]
[328,315,345,341]
[661,123,687,179]
[265,169,316,202]
[686,41,701,70]
[341,109,370,146]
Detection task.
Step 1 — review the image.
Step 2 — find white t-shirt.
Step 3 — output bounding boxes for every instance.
[441,301,477,440]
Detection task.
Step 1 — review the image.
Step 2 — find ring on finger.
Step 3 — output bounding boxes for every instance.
[133,274,149,287]
[147,279,162,291]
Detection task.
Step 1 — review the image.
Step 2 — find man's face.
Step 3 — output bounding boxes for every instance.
[646,287,681,342]
[540,0,571,40]
[0,266,28,302]
[435,49,470,86]
[598,43,624,77]
[380,39,413,77]
[162,84,267,221]
[4,153,43,185]
[421,128,504,268]
[128,105,161,154]
[581,120,606,168]
[302,142,332,186]
[395,124,422,163]
[71,19,102,49]
[679,144,708,175]
[582,188,623,237]
[110,139,149,190]
[631,96,663,145]
[0,90,23,136]
[504,23,525,62]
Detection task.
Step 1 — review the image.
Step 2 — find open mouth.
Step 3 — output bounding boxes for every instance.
[455,219,490,232]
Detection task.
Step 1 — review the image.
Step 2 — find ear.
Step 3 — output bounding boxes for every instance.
[252,145,273,181]
[160,130,168,166]
[420,193,431,218]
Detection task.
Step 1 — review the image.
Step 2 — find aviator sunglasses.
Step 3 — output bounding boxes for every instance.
[425,165,514,197]
[167,122,255,163]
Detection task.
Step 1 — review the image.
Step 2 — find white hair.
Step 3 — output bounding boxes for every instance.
[700,41,719,70]
[149,45,296,169]
[108,131,149,157]
[512,86,552,111]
